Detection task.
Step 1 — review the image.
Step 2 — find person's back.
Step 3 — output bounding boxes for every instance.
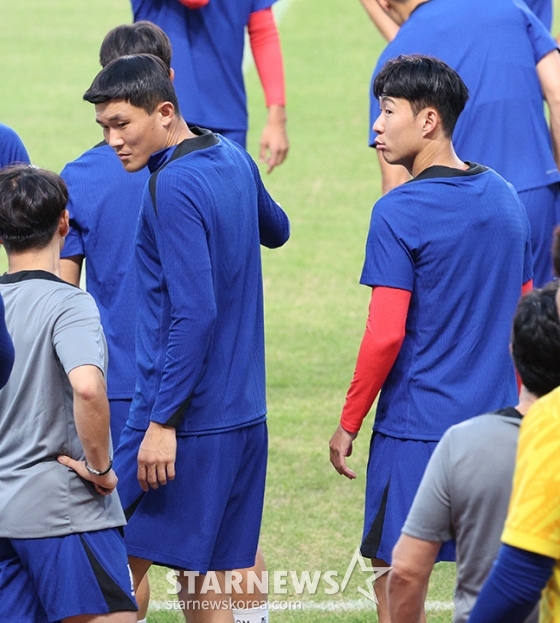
[369,166,531,439]
[0,275,124,534]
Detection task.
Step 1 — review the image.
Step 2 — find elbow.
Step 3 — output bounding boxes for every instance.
[71,371,105,403]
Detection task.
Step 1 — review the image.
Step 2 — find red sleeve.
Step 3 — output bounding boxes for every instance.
[521,279,533,296]
[177,0,209,8]
[340,287,411,434]
[248,8,286,107]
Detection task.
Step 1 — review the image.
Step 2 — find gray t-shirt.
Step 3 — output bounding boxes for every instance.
[403,409,537,623]
[0,271,125,538]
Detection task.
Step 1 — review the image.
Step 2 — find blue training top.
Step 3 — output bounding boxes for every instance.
[361,164,533,441]
[128,128,289,435]
[370,0,559,193]
[526,0,553,30]
[60,143,149,399]
[131,0,276,133]
[0,123,30,168]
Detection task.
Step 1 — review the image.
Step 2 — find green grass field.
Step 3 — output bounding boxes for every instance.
[2,0,560,621]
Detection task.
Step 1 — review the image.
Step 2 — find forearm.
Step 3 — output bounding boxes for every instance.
[340,287,410,433]
[468,544,554,623]
[69,365,111,471]
[60,256,83,287]
[359,0,399,41]
[387,573,428,623]
[249,8,286,108]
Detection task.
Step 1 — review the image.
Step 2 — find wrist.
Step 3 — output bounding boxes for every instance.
[85,457,113,476]
[267,105,287,125]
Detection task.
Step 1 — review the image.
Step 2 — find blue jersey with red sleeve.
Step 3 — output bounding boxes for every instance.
[361,165,532,440]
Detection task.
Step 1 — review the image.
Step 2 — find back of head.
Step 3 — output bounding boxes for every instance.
[512,284,560,397]
[83,53,180,115]
[373,54,469,137]
[100,21,172,69]
[0,164,67,254]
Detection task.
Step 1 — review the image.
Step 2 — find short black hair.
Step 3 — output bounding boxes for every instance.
[83,53,180,115]
[0,165,68,253]
[99,21,172,69]
[373,54,469,137]
[512,284,560,397]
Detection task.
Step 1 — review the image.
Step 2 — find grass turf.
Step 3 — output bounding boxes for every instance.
[3,0,560,620]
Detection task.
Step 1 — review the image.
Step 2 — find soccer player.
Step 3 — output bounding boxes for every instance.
[130,0,289,173]
[59,22,172,622]
[0,122,30,168]
[387,284,560,623]
[0,164,136,623]
[60,22,172,451]
[467,229,560,623]
[329,55,533,623]
[83,54,289,623]
[368,0,560,286]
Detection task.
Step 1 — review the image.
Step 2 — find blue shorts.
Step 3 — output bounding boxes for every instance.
[361,432,456,564]
[109,398,132,450]
[212,128,247,149]
[114,421,267,573]
[0,528,137,622]
[519,183,560,288]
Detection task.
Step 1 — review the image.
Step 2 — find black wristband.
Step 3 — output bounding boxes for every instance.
[85,458,113,476]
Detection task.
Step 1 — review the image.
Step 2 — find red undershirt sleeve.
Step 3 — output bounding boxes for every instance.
[248,8,286,107]
[521,279,533,296]
[177,0,210,8]
[340,287,411,434]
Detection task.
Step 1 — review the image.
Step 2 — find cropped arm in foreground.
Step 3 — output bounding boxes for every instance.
[329,286,411,478]
[249,7,289,173]
[467,544,554,623]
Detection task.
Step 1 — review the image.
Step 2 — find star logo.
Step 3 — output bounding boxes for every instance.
[339,547,391,603]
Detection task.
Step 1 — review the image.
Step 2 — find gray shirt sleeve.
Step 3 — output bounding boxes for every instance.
[402,431,455,542]
[52,290,107,376]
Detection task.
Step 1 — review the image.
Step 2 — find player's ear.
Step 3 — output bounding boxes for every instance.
[58,210,70,245]
[421,108,439,136]
[158,101,176,128]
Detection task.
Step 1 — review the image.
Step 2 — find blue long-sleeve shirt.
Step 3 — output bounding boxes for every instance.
[0,294,14,389]
[127,129,289,435]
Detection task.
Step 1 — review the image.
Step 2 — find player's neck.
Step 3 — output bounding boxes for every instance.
[7,240,62,278]
[516,385,539,416]
[164,117,198,149]
[411,141,467,178]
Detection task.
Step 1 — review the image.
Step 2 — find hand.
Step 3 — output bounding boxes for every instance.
[137,422,177,491]
[329,424,358,480]
[259,105,289,174]
[57,455,118,495]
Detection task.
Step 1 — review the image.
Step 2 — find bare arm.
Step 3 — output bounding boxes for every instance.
[58,364,116,495]
[359,0,399,41]
[60,256,83,287]
[537,49,560,169]
[388,534,441,623]
[377,150,411,194]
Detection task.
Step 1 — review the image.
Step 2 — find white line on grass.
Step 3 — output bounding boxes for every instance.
[149,599,454,612]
